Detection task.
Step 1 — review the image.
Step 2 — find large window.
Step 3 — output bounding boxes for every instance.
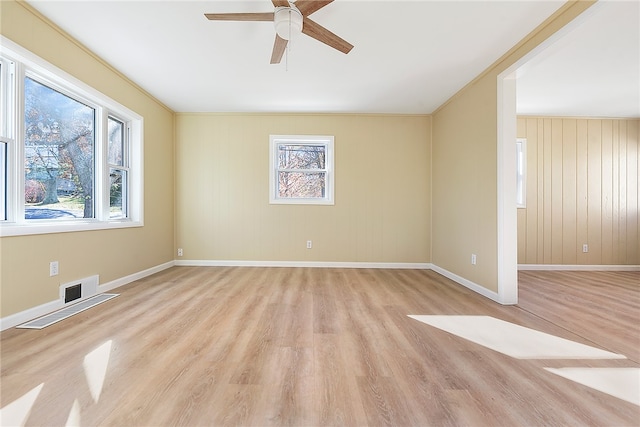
[0,37,143,236]
[269,135,334,205]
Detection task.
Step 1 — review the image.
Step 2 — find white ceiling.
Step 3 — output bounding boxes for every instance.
[23,1,640,117]
[516,0,639,118]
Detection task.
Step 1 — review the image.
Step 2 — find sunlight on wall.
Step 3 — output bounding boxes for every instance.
[83,340,113,403]
[0,383,43,426]
[408,315,625,359]
[545,368,640,407]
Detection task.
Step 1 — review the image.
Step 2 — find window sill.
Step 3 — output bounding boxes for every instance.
[269,198,334,205]
[0,219,143,237]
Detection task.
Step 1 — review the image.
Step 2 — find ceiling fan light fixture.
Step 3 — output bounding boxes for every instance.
[274,6,303,40]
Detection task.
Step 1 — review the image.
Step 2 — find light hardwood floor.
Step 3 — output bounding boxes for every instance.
[1,267,638,426]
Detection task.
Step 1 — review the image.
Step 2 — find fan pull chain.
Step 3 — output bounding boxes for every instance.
[286,9,291,71]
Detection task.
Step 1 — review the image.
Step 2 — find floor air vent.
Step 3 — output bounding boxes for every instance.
[17,294,119,329]
[65,283,82,303]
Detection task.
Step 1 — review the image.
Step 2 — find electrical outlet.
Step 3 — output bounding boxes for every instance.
[50,261,59,276]
[582,244,588,253]
[471,254,477,265]
[177,248,183,257]
[306,240,312,249]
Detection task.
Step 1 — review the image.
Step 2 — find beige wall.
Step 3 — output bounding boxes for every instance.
[0,1,175,317]
[175,114,431,264]
[517,117,639,265]
[432,77,499,291]
[431,1,596,293]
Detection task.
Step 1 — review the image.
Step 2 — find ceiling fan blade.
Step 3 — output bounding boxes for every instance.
[302,18,353,54]
[204,12,274,21]
[295,0,334,16]
[271,35,288,64]
[271,0,290,7]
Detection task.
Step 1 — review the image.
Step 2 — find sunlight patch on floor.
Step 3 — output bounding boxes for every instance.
[545,367,640,406]
[65,399,81,427]
[408,315,625,359]
[0,383,44,427]
[83,340,113,403]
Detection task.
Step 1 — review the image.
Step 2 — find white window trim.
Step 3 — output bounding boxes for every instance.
[0,36,144,237]
[105,115,131,220]
[516,138,526,209]
[269,135,334,205]
[0,138,7,221]
[0,55,15,222]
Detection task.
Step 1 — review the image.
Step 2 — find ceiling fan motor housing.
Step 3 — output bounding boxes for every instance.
[204,1,353,64]
[274,6,303,40]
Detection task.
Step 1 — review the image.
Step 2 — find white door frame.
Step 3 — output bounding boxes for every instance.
[497,71,518,304]
[495,3,602,304]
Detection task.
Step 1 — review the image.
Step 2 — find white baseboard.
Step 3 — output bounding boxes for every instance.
[1,261,175,331]
[429,264,502,303]
[98,261,175,293]
[174,259,432,270]
[0,299,64,332]
[518,264,640,271]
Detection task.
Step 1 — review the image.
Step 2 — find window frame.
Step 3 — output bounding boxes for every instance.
[0,138,7,221]
[0,56,13,222]
[269,135,334,205]
[516,137,526,209]
[0,36,144,237]
[106,115,130,219]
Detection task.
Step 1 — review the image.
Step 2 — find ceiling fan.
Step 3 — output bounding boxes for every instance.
[205,0,353,64]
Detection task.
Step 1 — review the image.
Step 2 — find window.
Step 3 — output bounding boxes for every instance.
[0,37,143,236]
[108,116,128,219]
[516,138,526,208]
[269,135,334,205]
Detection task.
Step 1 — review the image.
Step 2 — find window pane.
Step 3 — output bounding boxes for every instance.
[109,168,126,218]
[278,171,326,198]
[24,77,95,219]
[108,116,124,166]
[277,144,325,169]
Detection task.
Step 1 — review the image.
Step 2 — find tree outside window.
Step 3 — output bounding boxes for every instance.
[24,77,95,219]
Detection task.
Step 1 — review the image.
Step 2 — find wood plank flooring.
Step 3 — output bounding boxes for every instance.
[518,270,640,362]
[1,267,638,426]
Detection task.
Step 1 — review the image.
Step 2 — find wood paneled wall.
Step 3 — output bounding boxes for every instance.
[517,117,639,265]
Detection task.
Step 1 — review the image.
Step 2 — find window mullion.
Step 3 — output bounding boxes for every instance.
[278,168,327,173]
[12,61,25,223]
[124,123,131,218]
[96,108,108,220]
